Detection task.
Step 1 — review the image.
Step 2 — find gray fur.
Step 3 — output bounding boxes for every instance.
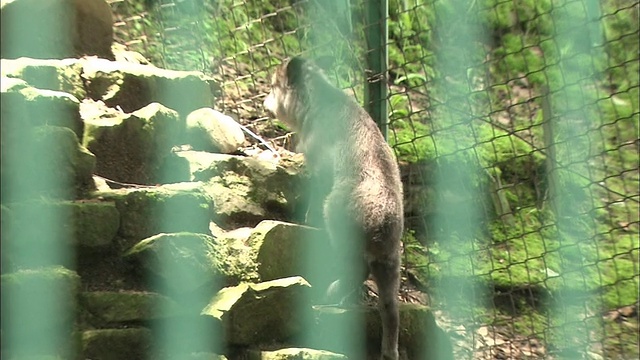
[264,56,403,360]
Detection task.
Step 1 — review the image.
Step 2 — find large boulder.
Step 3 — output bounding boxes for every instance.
[1,266,80,359]
[67,200,120,247]
[1,125,96,202]
[185,108,246,154]
[311,303,454,359]
[1,0,113,60]
[177,152,304,228]
[249,220,330,288]
[1,58,86,100]
[81,101,184,185]
[125,230,264,295]
[81,57,214,116]
[81,328,152,360]
[247,348,348,360]
[201,276,312,346]
[91,182,214,245]
[80,291,183,325]
[1,78,84,138]
[2,200,119,251]
[124,232,224,294]
[1,79,94,201]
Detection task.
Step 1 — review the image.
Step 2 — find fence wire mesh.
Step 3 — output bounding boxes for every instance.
[109,0,639,358]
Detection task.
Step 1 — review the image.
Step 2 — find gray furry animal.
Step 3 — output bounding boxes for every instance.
[264,56,403,360]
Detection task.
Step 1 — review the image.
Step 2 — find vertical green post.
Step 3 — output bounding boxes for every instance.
[546,1,601,358]
[152,121,220,353]
[429,0,489,358]
[297,1,365,358]
[151,3,220,359]
[364,0,389,139]
[1,2,75,359]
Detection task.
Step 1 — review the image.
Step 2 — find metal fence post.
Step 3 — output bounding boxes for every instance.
[364,0,389,139]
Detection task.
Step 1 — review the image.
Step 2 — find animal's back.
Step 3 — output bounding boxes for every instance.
[335,101,403,256]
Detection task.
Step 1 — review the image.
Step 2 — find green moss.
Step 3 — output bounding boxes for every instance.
[388,119,437,163]
[597,232,640,308]
[80,291,183,323]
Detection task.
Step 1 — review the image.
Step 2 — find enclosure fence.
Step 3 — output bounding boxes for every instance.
[112,0,638,358]
[1,0,637,359]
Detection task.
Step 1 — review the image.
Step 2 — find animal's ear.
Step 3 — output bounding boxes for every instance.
[285,56,307,87]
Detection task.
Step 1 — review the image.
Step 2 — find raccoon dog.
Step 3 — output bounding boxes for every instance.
[264,57,403,360]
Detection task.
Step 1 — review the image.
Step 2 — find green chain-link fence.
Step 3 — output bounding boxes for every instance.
[109,0,638,358]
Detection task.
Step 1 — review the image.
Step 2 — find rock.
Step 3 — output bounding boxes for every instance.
[125,230,262,294]
[82,101,184,185]
[68,200,120,247]
[81,57,214,115]
[201,276,311,345]
[0,90,93,200]
[80,291,184,325]
[0,76,29,91]
[204,179,267,228]
[1,266,80,358]
[212,227,260,283]
[1,125,96,202]
[249,220,330,287]
[173,151,228,180]
[395,304,454,360]
[0,0,113,60]
[1,201,74,269]
[177,152,303,228]
[186,353,228,360]
[311,303,454,359]
[92,182,213,244]
[92,175,111,191]
[1,58,86,100]
[112,43,151,65]
[124,232,220,294]
[247,348,348,360]
[215,225,253,240]
[81,328,152,360]
[1,80,84,138]
[185,108,246,154]
[3,200,119,250]
[72,0,114,59]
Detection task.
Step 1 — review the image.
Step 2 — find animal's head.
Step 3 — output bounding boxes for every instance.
[263,56,329,129]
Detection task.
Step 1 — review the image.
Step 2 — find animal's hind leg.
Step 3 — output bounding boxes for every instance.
[323,186,368,304]
[369,257,400,360]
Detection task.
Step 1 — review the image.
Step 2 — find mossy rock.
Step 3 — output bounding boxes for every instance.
[1,58,86,100]
[81,57,214,116]
[80,291,184,325]
[1,266,80,358]
[201,276,311,346]
[81,328,152,360]
[2,125,95,202]
[247,347,348,360]
[125,232,221,294]
[92,182,213,245]
[82,102,183,185]
[310,303,453,359]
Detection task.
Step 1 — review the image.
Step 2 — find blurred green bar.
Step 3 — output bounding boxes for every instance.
[1,2,75,359]
[297,1,365,358]
[153,2,221,357]
[429,0,489,357]
[547,1,601,358]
